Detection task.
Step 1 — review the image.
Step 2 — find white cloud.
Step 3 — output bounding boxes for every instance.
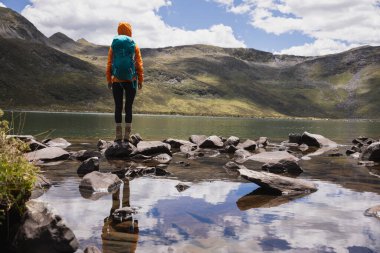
[21,0,245,48]
[215,0,380,55]
[0,2,6,7]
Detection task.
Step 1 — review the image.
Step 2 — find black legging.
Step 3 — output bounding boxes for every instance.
[112,82,136,123]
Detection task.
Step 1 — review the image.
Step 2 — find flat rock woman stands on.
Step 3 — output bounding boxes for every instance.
[106,22,144,142]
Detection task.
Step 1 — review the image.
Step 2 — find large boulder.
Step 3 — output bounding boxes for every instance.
[72,150,102,161]
[77,157,100,176]
[163,138,195,149]
[288,133,302,144]
[25,147,70,162]
[189,135,207,145]
[105,142,136,159]
[13,200,79,253]
[79,171,122,192]
[262,160,303,175]
[199,135,224,149]
[44,138,71,149]
[361,142,380,162]
[246,151,299,164]
[132,141,171,156]
[237,139,257,151]
[300,132,337,148]
[238,168,317,195]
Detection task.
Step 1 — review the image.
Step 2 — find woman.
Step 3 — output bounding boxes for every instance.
[106,22,144,142]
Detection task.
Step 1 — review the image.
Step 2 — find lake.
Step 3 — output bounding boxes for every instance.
[3,111,380,252]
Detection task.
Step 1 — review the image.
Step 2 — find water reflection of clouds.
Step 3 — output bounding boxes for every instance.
[39,178,380,253]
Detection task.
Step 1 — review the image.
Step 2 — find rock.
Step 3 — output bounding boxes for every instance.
[288,133,302,144]
[132,141,171,156]
[199,135,224,149]
[238,168,318,195]
[350,145,363,153]
[13,200,79,253]
[44,138,71,149]
[97,139,113,150]
[234,149,251,163]
[224,161,246,175]
[237,139,257,151]
[257,137,268,147]
[346,149,356,155]
[189,135,207,145]
[175,183,190,192]
[25,147,70,162]
[77,157,100,176]
[31,174,52,199]
[163,138,194,149]
[298,144,309,152]
[364,205,380,220]
[154,167,171,176]
[358,160,376,166]
[105,142,136,159]
[246,151,299,164]
[361,142,380,162]
[26,139,47,151]
[130,133,143,146]
[6,135,35,141]
[84,246,102,253]
[72,150,102,161]
[300,132,337,148]
[112,206,137,221]
[79,171,122,192]
[262,160,303,175]
[225,136,240,146]
[350,152,361,159]
[152,153,172,164]
[223,144,238,154]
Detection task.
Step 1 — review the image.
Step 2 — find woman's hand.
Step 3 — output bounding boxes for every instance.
[108,82,112,90]
[138,82,143,90]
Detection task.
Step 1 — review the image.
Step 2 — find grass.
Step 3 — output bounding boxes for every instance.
[0,109,39,223]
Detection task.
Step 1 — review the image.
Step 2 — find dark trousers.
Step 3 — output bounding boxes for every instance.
[112,82,136,123]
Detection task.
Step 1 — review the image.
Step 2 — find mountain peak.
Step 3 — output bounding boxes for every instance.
[49,32,75,46]
[0,7,48,44]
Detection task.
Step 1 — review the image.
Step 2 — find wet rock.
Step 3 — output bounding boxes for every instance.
[31,174,52,199]
[224,136,240,146]
[97,139,113,150]
[152,153,172,164]
[163,138,194,149]
[358,160,376,166]
[288,133,302,144]
[262,160,303,175]
[189,135,207,145]
[130,133,143,146]
[44,138,71,149]
[105,142,136,159]
[132,141,171,156]
[79,171,122,192]
[361,142,380,162]
[13,200,79,253]
[77,157,100,176]
[238,168,318,195]
[180,144,197,153]
[234,149,251,163]
[112,206,137,221]
[199,135,224,149]
[364,205,380,220]
[25,147,70,162]
[257,137,268,147]
[84,246,102,253]
[237,139,257,151]
[175,183,190,192]
[300,132,337,148]
[246,151,299,164]
[72,150,102,161]
[26,139,47,151]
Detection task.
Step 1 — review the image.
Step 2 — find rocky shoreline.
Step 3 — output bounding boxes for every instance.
[3,131,380,252]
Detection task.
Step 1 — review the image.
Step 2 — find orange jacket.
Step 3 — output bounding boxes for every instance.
[106,22,144,84]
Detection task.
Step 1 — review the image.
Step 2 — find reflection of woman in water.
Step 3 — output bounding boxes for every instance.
[102,179,139,253]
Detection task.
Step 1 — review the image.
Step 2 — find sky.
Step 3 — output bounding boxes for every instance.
[0,0,379,56]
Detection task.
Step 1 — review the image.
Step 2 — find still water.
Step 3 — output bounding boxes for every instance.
[4,111,380,252]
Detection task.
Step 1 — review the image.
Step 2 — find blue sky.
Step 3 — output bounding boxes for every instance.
[1,0,379,56]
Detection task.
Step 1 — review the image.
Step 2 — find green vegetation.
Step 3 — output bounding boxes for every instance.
[0,109,39,219]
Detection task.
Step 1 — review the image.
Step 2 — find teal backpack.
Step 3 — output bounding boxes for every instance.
[111,35,136,82]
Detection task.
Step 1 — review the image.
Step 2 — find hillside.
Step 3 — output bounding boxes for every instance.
[0,6,379,118]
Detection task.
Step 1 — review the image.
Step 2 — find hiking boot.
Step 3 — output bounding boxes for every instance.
[124,123,132,142]
[115,124,122,142]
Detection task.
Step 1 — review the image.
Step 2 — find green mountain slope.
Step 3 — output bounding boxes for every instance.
[0,6,379,118]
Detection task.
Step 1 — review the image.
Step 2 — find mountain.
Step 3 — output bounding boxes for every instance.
[0,6,379,118]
